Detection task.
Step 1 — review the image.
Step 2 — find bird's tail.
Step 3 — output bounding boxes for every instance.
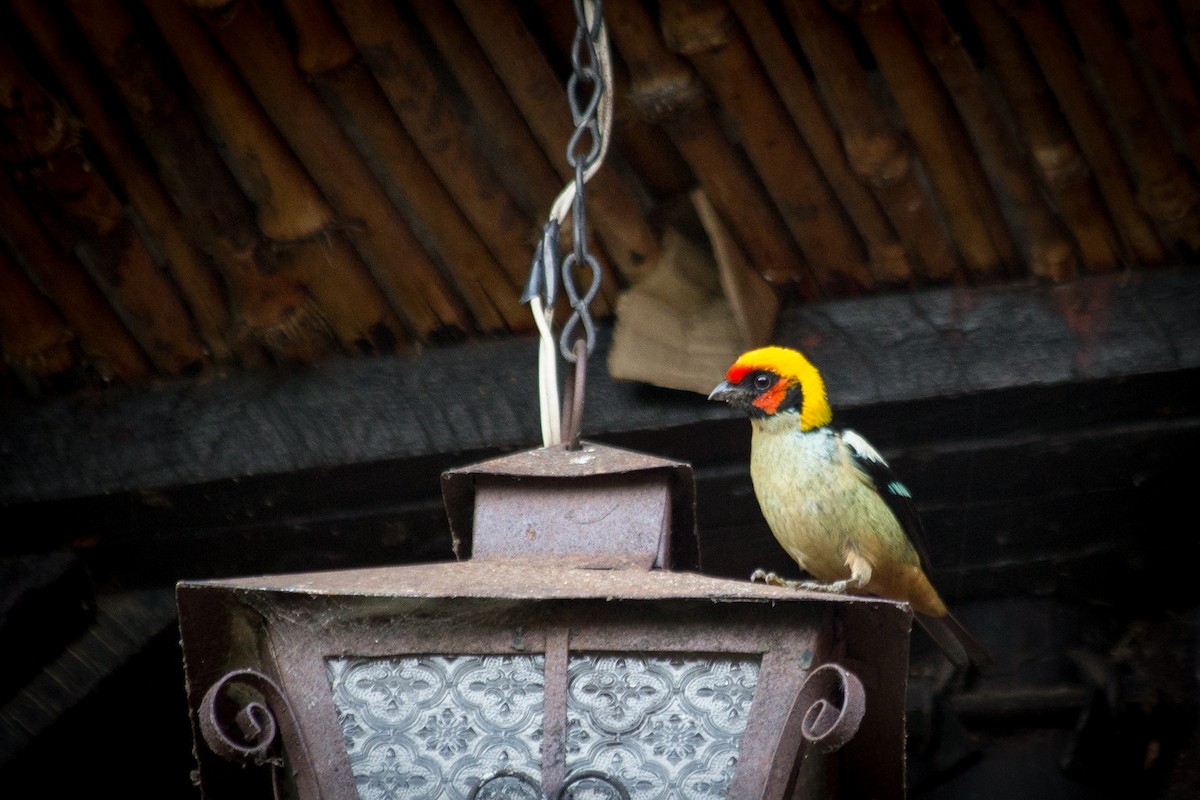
[916,611,992,671]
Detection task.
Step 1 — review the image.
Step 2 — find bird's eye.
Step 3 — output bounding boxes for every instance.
[753,373,773,391]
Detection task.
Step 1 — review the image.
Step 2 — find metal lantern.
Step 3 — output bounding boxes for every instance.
[178,442,912,799]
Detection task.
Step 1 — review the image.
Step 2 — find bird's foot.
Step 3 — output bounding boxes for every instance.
[796,578,851,595]
[751,570,853,594]
[750,568,804,588]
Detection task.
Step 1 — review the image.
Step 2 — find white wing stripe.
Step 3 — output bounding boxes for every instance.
[843,429,889,465]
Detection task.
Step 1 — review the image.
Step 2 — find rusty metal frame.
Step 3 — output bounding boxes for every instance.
[179,561,911,799]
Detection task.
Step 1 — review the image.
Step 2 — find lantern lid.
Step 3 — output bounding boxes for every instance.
[441,440,700,571]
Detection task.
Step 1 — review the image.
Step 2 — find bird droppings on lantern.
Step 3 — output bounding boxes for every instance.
[177,440,914,800]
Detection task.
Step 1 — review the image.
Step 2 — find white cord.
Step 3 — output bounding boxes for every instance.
[533,0,612,447]
[531,295,561,446]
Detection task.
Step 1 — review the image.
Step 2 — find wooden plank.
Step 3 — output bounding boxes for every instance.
[1,268,1196,507]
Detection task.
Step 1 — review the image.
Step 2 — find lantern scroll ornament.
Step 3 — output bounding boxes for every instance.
[197,668,320,800]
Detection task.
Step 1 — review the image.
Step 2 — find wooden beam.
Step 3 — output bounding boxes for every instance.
[1,268,1196,505]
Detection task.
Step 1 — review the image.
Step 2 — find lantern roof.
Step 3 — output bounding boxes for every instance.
[178,558,909,610]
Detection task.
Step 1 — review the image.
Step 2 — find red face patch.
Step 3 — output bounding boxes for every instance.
[751,379,787,414]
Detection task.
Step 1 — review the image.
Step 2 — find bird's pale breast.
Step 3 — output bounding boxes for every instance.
[749,423,920,586]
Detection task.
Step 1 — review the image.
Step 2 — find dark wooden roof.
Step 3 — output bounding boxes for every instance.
[1,0,1198,400]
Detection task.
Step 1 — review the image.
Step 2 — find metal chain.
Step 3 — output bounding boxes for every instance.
[559,159,601,362]
[557,0,606,363]
[521,0,610,447]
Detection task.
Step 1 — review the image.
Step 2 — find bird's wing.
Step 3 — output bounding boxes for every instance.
[841,429,992,670]
[840,429,934,570]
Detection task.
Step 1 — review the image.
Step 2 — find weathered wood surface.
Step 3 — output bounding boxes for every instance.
[1,268,1196,505]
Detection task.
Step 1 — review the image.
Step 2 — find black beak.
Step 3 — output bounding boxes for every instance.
[708,380,739,403]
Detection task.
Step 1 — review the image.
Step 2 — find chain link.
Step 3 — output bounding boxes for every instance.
[558,0,606,363]
[566,0,605,175]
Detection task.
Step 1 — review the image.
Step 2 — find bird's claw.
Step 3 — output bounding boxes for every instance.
[749,568,777,585]
[750,569,850,594]
[750,569,803,589]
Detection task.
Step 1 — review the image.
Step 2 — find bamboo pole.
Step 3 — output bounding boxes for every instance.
[141,0,411,354]
[24,148,211,376]
[0,240,77,395]
[417,0,625,317]
[406,0,620,320]
[529,0,697,205]
[604,0,810,290]
[1119,0,1200,173]
[830,0,1017,282]
[1060,0,1200,252]
[0,169,151,383]
[451,0,663,285]
[1001,0,1168,266]
[401,0,621,318]
[310,64,532,334]
[275,0,530,334]
[536,0,700,211]
[732,0,912,286]
[660,0,874,295]
[326,0,615,323]
[142,0,328,243]
[408,0,565,221]
[899,0,1077,282]
[780,0,961,281]
[185,0,470,341]
[321,0,538,292]
[0,46,67,167]
[609,61,697,204]
[0,18,238,365]
[964,0,1121,273]
[0,44,209,376]
[18,0,331,366]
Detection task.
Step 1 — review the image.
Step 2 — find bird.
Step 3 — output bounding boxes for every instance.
[708,345,990,670]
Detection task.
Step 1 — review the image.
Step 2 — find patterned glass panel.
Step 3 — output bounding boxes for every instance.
[565,654,760,800]
[327,655,545,800]
[327,652,760,800]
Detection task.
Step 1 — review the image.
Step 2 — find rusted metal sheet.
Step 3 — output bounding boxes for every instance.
[442,441,700,571]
